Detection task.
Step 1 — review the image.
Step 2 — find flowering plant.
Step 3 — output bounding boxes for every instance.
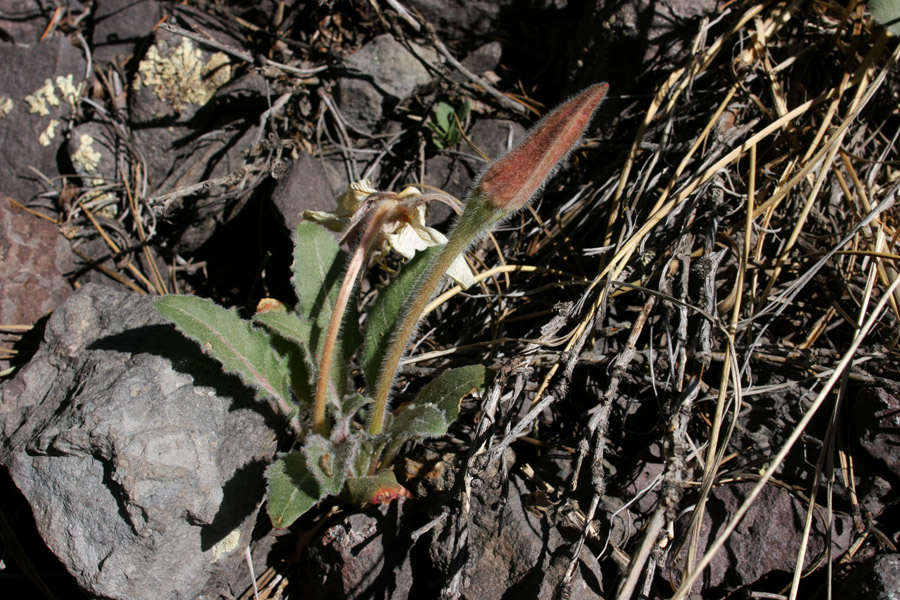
[155,84,608,527]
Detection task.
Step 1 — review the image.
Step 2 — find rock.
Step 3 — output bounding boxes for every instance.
[0,198,75,370]
[337,33,439,133]
[663,481,855,595]
[92,0,169,64]
[855,386,900,484]
[0,0,72,42]
[424,117,525,223]
[408,0,515,42]
[300,500,426,599]
[835,554,900,600]
[430,472,601,600]
[0,283,280,600]
[567,0,719,95]
[0,36,87,202]
[270,151,335,233]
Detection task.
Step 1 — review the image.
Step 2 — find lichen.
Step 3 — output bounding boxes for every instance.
[56,74,84,108]
[71,134,102,173]
[135,38,232,113]
[0,96,13,119]
[25,79,59,116]
[211,529,240,562]
[38,119,60,146]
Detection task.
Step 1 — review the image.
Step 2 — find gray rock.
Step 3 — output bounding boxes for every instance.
[337,33,439,133]
[835,554,900,600]
[271,151,335,233]
[855,386,900,484]
[408,0,515,41]
[663,481,855,594]
[0,0,68,42]
[0,36,87,201]
[0,284,280,600]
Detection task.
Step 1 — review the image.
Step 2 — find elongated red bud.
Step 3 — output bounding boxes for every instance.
[473,83,609,212]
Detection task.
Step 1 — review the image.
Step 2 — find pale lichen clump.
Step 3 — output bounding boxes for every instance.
[135,37,232,113]
[55,74,84,108]
[24,78,60,116]
[71,134,102,173]
[38,119,60,146]
[0,96,14,119]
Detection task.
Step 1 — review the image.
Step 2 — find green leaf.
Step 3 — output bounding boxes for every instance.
[266,452,321,528]
[155,295,292,409]
[253,310,315,405]
[302,433,359,496]
[456,100,472,123]
[413,363,486,421]
[381,364,485,467]
[434,102,453,132]
[343,469,411,507]
[871,0,900,35]
[361,245,442,387]
[291,222,361,402]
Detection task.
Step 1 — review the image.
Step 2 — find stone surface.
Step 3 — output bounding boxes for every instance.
[567,0,719,95]
[408,0,515,41]
[424,117,526,222]
[0,283,280,600]
[664,481,855,594]
[92,0,169,64]
[0,0,67,42]
[855,386,900,484]
[0,197,75,368]
[270,151,335,233]
[337,33,439,133]
[0,36,87,202]
[836,554,900,600]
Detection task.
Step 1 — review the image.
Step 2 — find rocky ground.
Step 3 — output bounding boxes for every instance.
[2,1,900,599]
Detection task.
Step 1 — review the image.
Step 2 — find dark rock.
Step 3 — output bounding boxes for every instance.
[424,117,526,222]
[663,481,854,595]
[337,33,438,133]
[0,0,68,43]
[0,196,75,369]
[462,41,503,76]
[430,471,600,600]
[270,151,335,233]
[408,0,515,42]
[92,0,169,64]
[567,0,720,95]
[300,500,424,599]
[0,36,87,201]
[855,386,900,484]
[835,553,900,600]
[0,283,280,600]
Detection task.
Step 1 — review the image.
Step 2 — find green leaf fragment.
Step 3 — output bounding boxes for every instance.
[871,0,900,35]
[343,469,411,507]
[362,245,442,388]
[155,295,292,408]
[266,452,321,528]
[413,363,486,421]
[291,222,361,402]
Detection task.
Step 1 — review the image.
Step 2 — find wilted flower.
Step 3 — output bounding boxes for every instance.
[304,180,476,289]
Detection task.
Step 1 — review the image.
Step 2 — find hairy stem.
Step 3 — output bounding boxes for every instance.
[314,202,394,434]
[368,196,499,435]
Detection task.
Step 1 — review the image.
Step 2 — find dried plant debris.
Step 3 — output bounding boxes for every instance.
[3,1,900,599]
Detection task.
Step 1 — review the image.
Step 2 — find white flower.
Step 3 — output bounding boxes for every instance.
[304,180,476,289]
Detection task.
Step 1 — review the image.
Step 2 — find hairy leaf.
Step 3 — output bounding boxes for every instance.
[303,433,361,495]
[361,245,442,387]
[292,222,361,403]
[343,469,412,507]
[155,295,292,408]
[413,363,486,421]
[266,452,321,528]
[253,310,315,404]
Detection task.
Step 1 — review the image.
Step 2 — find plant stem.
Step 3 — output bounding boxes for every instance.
[368,196,499,435]
[314,202,394,434]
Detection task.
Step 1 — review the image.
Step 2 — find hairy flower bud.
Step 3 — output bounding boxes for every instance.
[472,83,609,212]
